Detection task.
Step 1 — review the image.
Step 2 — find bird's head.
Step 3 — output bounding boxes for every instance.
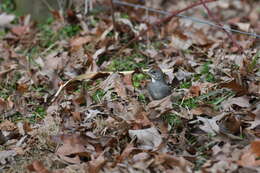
[147,66,165,82]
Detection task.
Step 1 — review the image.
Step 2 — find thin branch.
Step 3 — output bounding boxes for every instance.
[200,0,243,52]
[115,0,217,56]
[110,0,117,32]
[113,0,260,38]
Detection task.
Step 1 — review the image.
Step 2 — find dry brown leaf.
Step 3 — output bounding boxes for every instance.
[11,26,29,36]
[220,80,248,96]
[128,127,162,150]
[0,120,17,131]
[238,141,260,167]
[70,36,93,49]
[189,85,201,97]
[170,31,192,50]
[88,153,106,173]
[154,153,192,172]
[191,104,218,117]
[221,96,250,111]
[54,134,94,164]
[116,143,135,164]
[27,160,51,173]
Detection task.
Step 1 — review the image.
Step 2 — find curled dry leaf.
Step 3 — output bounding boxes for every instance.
[196,113,226,135]
[128,127,162,150]
[170,31,192,50]
[221,96,250,111]
[53,134,94,164]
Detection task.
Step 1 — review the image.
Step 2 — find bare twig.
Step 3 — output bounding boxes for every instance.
[115,0,217,56]
[113,0,260,38]
[200,0,243,52]
[110,0,117,32]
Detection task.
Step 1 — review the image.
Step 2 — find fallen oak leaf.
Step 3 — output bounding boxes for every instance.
[128,126,162,150]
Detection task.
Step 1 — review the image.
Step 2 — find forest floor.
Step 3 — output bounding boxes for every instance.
[0,0,260,172]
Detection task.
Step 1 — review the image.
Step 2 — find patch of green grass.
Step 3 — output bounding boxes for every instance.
[138,93,146,103]
[200,61,215,82]
[179,81,192,89]
[107,53,148,71]
[248,51,260,72]
[0,71,22,99]
[164,113,182,128]
[193,61,216,83]
[120,13,129,19]
[198,88,234,108]
[132,73,146,88]
[37,18,57,48]
[37,18,81,48]
[92,89,105,102]
[60,24,81,38]
[29,106,46,123]
[174,88,234,110]
[194,141,216,170]
[181,98,198,109]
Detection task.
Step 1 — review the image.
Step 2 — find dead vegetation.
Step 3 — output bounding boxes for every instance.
[0,0,260,172]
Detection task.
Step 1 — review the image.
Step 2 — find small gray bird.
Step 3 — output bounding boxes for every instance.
[147,67,171,100]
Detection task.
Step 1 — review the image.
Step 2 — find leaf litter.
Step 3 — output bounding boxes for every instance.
[0,0,260,172]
